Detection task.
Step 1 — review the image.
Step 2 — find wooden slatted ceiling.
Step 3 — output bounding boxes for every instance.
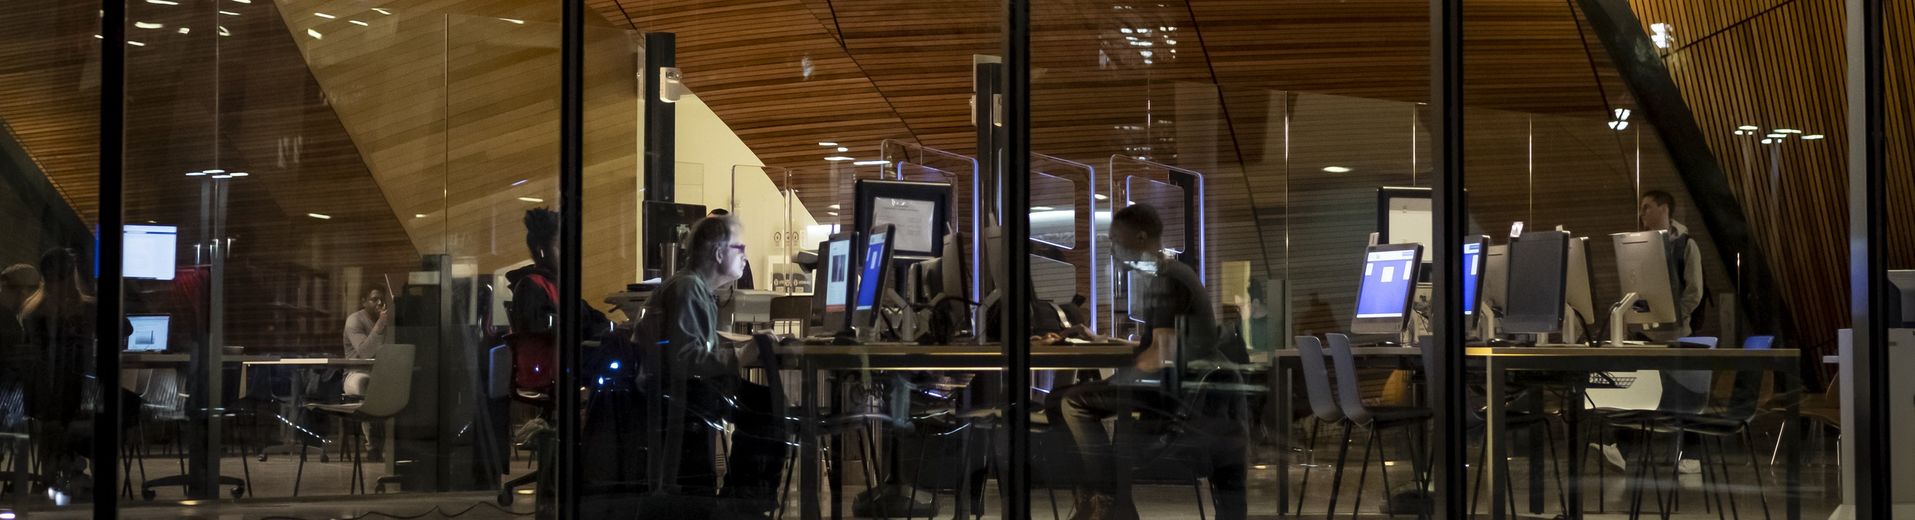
[1628,0,1882,351]
[1892,1,1915,263]
[0,2,100,224]
[278,0,641,301]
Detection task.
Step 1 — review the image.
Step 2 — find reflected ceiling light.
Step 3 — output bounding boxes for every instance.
[1322,166,1352,173]
[1137,28,1151,34]
[134,21,163,29]
[349,19,368,26]
[1031,206,1054,211]
[827,204,841,210]
[307,28,322,39]
[1607,121,1629,131]
[511,178,529,186]
[1129,40,1154,47]
[500,18,525,24]
[1732,130,1751,136]
[128,40,146,46]
[371,7,392,15]
[220,10,239,15]
[853,160,889,166]
[307,213,331,220]
[1775,128,1802,134]
[1094,194,1109,201]
[835,146,849,152]
[826,211,839,216]
[94,34,103,39]
[211,174,232,179]
[314,12,336,19]
[230,0,251,3]
[823,156,854,161]
[228,172,248,177]
[518,197,544,203]
[1165,26,1176,31]
[818,142,838,147]
[1803,134,1826,140]
[1139,50,1154,57]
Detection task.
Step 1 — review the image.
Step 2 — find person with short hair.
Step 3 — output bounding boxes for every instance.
[646,214,784,507]
[1052,203,1239,520]
[1636,190,1704,340]
[706,208,754,290]
[342,285,392,461]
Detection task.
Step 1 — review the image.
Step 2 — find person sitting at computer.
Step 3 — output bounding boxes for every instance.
[505,208,610,514]
[646,214,785,509]
[707,208,753,290]
[341,286,392,461]
[1051,204,1242,520]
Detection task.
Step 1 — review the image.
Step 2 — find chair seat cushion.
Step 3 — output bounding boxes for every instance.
[307,402,363,416]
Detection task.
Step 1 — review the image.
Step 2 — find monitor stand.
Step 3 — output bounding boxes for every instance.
[1559,304,1586,345]
[1607,292,1641,347]
[1469,302,1498,343]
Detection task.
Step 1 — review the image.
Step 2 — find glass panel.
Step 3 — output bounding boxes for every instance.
[1030,172,1077,249]
[0,0,99,515]
[1885,0,1913,513]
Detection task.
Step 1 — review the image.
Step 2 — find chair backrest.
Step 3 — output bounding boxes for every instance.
[1326,333,1375,424]
[1717,335,1776,421]
[1658,339,1714,415]
[140,368,187,415]
[1293,336,1344,423]
[358,344,416,418]
[1676,336,1719,348]
[487,344,513,399]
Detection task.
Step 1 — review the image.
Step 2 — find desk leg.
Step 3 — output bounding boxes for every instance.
[1565,385,1584,520]
[1487,360,1507,520]
[801,362,821,520]
[1274,364,1293,517]
[830,374,845,520]
[1786,380,1802,520]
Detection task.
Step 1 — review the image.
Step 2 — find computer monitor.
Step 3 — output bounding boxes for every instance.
[1483,243,1509,314]
[1462,236,1488,316]
[1351,243,1424,335]
[816,232,857,334]
[852,224,897,331]
[1611,230,1678,325]
[1565,236,1596,328]
[1502,230,1569,335]
[1887,270,1915,327]
[854,180,952,260]
[124,224,177,280]
[644,201,708,276]
[126,314,170,352]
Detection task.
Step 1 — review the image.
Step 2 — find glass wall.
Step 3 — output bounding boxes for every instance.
[1885,0,1913,515]
[0,0,100,515]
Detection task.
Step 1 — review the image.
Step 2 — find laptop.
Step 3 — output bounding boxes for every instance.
[126,314,171,352]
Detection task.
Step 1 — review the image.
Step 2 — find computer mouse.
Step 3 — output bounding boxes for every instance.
[1487,338,1511,347]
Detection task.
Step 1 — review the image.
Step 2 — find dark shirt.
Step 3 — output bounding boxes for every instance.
[504,265,610,341]
[647,271,733,379]
[1115,258,1217,386]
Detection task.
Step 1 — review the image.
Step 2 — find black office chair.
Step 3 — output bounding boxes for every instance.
[1635,336,1777,520]
[1324,333,1431,520]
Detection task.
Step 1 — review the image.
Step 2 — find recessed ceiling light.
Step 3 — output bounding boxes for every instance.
[823,156,854,161]
[134,21,163,29]
[414,214,428,218]
[1031,206,1054,211]
[818,142,838,147]
[128,41,147,46]
[185,171,206,176]
[827,204,841,210]
[348,19,368,26]
[827,211,839,216]
[511,178,528,186]
[518,197,544,203]
[500,18,524,24]
[147,0,179,4]
[314,12,336,19]
[307,213,331,220]
[1760,138,1776,144]
[1803,134,1826,140]
[836,147,849,152]
[1766,133,1786,139]
[219,10,239,15]
[1094,194,1109,201]
[371,7,391,15]
[1737,125,1758,131]
[204,169,225,174]
[228,172,248,177]
[211,174,232,179]
[1322,166,1352,173]
[852,160,888,166]
[1775,128,1802,134]
[307,28,322,39]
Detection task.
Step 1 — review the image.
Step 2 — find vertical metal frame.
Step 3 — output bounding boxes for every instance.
[1846,0,1887,517]
[557,0,586,516]
[1002,0,1033,518]
[95,0,126,516]
[1430,0,1468,518]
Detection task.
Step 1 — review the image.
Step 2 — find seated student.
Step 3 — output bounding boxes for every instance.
[1050,204,1244,520]
[647,214,785,508]
[341,286,392,461]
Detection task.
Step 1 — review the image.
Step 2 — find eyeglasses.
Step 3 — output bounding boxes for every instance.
[727,243,747,253]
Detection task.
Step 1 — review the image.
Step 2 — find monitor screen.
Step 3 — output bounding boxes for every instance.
[1462,241,1483,316]
[126,314,170,352]
[1504,230,1570,334]
[855,230,891,311]
[125,225,177,280]
[1355,247,1420,320]
[872,196,938,256]
[824,238,852,313]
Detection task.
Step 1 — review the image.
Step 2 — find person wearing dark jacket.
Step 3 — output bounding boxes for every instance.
[506,208,611,346]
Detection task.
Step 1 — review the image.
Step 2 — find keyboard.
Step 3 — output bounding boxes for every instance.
[1587,372,1636,389]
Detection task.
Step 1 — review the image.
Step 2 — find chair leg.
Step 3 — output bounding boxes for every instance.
[294,447,307,497]
[1543,420,1567,514]
[1324,423,1354,520]
[1395,426,1430,520]
[1713,437,1740,520]
[1193,482,1207,520]
[1296,420,1322,517]
[1741,429,1774,520]
[1352,427,1376,520]
[1696,436,1725,520]
[1470,432,1486,518]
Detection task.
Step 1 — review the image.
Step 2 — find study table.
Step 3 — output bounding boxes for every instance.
[770,343,1134,520]
[240,358,375,467]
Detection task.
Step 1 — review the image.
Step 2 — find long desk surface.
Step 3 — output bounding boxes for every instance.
[773,343,1134,371]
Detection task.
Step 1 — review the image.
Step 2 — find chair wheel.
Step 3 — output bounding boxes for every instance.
[231,486,245,498]
[498,490,514,506]
[142,489,156,501]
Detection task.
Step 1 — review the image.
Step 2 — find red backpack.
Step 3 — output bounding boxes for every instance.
[506,273,560,393]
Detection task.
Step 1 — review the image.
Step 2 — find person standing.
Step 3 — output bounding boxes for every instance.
[1636,190,1705,340]
[341,286,392,461]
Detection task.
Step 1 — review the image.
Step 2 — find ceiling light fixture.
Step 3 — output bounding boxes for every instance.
[1031,206,1054,211]
[414,214,428,218]
[823,156,854,161]
[835,146,849,152]
[220,10,239,15]
[147,0,180,5]
[1761,138,1776,144]
[134,21,163,29]
[349,19,368,26]
[176,27,190,34]
[818,142,838,147]
[1094,194,1109,201]
[1803,134,1826,140]
[1737,125,1758,131]
[371,7,391,15]
[307,213,331,220]
[827,204,841,210]
[307,28,322,39]
[511,178,528,186]
[518,197,544,203]
[1322,166,1352,173]
[314,12,336,19]
[500,18,525,24]
[211,174,232,179]
[852,160,888,166]
[1775,128,1802,134]
[185,171,206,176]
[1766,133,1786,139]
[128,41,146,46]
[228,172,248,177]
